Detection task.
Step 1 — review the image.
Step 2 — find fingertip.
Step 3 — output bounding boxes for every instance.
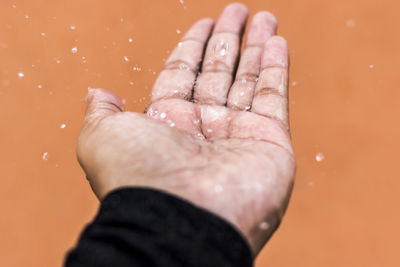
[246,11,278,45]
[198,17,215,26]
[214,3,249,33]
[253,11,278,26]
[262,36,288,67]
[225,2,249,14]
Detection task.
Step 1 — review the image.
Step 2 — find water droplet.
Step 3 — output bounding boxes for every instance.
[178,42,183,47]
[315,152,324,162]
[71,46,78,54]
[129,81,134,86]
[346,19,356,28]
[369,64,374,69]
[70,25,76,30]
[193,119,200,124]
[160,112,167,119]
[132,66,142,71]
[179,0,184,4]
[168,120,175,127]
[81,56,87,63]
[214,184,223,193]
[60,124,66,129]
[25,15,29,19]
[239,91,244,96]
[219,41,229,56]
[42,152,49,161]
[55,58,61,64]
[18,72,24,78]
[259,221,270,230]
[292,81,297,86]
[40,32,46,37]
[38,84,42,88]
[245,105,251,111]
[123,56,129,62]
[206,129,213,133]
[176,29,181,34]
[179,62,190,71]
[128,38,133,43]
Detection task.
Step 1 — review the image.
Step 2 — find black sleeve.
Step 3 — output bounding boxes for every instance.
[64,187,253,267]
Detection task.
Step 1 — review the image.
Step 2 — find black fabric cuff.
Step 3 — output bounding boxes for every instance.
[65,187,253,267]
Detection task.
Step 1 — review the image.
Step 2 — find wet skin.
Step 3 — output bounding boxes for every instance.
[77,3,295,256]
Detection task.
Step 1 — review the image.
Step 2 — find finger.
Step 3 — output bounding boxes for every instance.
[227,11,277,111]
[150,18,214,103]
[194,3,248,105]
[251,36,289,127]
[84,88,124,125]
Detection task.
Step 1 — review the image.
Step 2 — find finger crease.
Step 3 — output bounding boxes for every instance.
[260,64,287,71]
[164,60,197,74]
[202,60,232,74]
[97,101,124,112]
[212,30,240,36]
[250,110,288,129]
[255,87,285,98]
[244,43,264,49]
[150,94,191,105]
[235,72,259,83]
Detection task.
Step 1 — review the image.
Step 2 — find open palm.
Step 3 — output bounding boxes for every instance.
[77,3,295,255]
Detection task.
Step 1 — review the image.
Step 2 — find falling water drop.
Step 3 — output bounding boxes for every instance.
[42,152,49,161]
[18,72,24,78]
[346,19,356,28]
[71,46,78,54]
[315,152,325,162]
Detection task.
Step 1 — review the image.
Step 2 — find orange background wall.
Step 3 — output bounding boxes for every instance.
[1,0,398,266]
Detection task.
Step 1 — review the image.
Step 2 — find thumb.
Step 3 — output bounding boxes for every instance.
[84,88,125,124]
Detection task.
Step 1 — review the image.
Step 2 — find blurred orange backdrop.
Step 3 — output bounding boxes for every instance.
[0,0,399,266]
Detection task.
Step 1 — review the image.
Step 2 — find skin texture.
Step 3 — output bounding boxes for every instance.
[77,3,295,256]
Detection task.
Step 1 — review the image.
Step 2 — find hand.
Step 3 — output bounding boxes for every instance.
[77,3,295,256]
